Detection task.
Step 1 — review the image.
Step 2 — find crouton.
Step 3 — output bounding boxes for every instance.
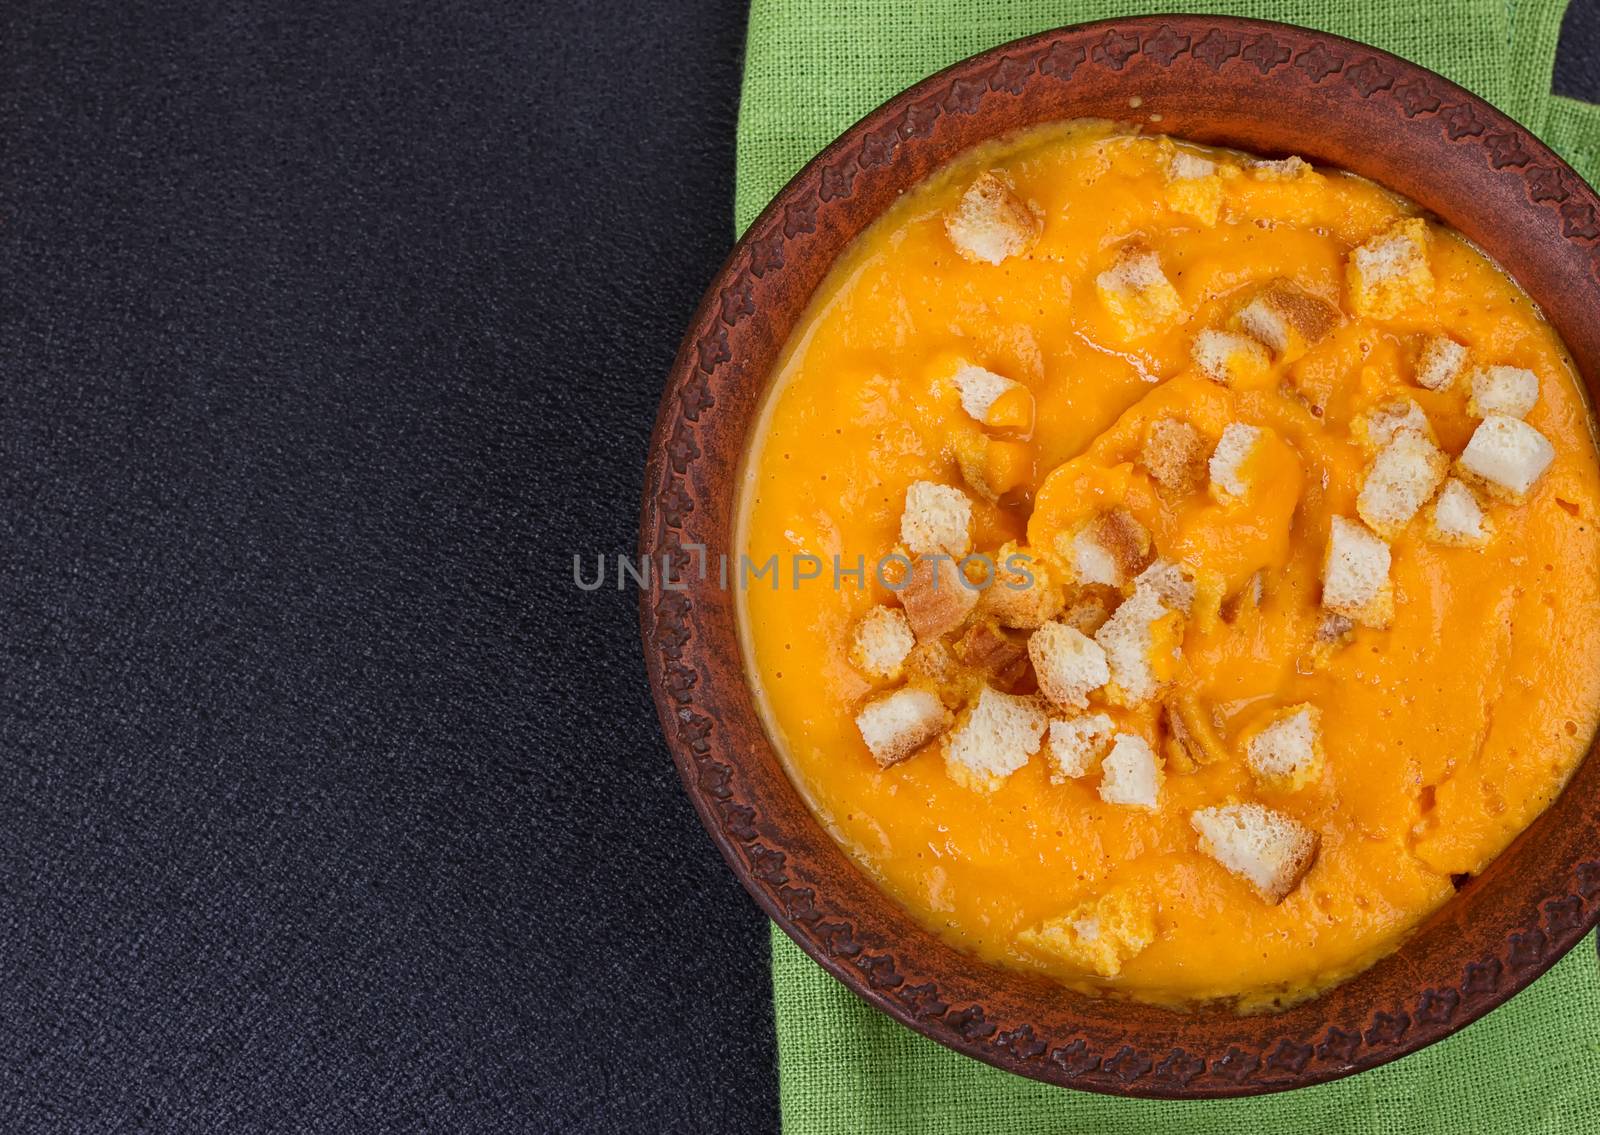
[955,435,1032,502]
[1416,335,1467,392]
[1191,803,1319,903]
[901,481,972,556]
[952,364,1030,428]
[1322,516,1393,629]
[1096,246,1183,336]
[1029,621,1111,710]
[1209,422,1263,501]
[1166,151,1225,225]
[1141,418,1207,492]
[1098,733,1164,809]
[1428,478,1492,548]
[1059,587,1118,636]
[979,545,1061,629]
[1236,280,1340,361]
[1352,397,1433,452]
[944,171,1042,265]
[1046,712,1115,780]
[1467,366,1540,420]
[1095,588,1182,704]
[1068,509,1154,587]
[952,619,1029,687]
[1192,328,1272,388]
[847,606,916,682]
[1457,414,1556,501]
[1348,217,1434,318]
[1162,695,1226,774]
[943,686,1047,791]
[1133,559,1197,615]
[855,687,952,768]
[1357,429,1448,538]
[903,638,960,692]
[1251,155,1311,181]
[1246,704,1325,791]
[1016,889,1156,978]
[900,554,979,639]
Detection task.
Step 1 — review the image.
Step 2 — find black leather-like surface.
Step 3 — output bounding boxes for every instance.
[0,1,1596,1131]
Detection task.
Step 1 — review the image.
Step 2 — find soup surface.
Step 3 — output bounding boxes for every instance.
[737,120,1600,1006]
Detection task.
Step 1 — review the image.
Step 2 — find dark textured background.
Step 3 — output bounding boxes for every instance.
[0,2,1596,1131]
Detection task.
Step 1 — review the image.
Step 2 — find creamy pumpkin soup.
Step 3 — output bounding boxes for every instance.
[737,120,1600,1007]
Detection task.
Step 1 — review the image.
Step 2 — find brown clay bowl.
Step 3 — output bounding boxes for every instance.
[638,15,1600,1097]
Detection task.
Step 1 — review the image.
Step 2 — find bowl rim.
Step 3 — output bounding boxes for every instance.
[639,14,1600,1097]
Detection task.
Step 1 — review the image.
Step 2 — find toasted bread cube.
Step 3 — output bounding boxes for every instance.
[1352,397,1433,452]
[1096,247,1183,337]
[1059,588,1117,637]
[1191,804,1319,903]
[856,687,951,768]
[1467,366,1539,420]
[1458,415,1555,501]
[1046,712,1115,780]
[1095,589,1180,705]
[943,686,1047,791]
[1068,509,1153,587]
[1236,280,1340,361]
[1141,418,1206,493]
[952,364,1026,426]
[1166,151,1224,225]
[979,545,1061,629]
[899,554,979,639]
[1192,328,1271,387]
[952,619,1029,686]
[1029,621,1111,711]
[1348,217,1434,318]
[1357,430,1448,538]
[1209,422,1262,500]
[1098,733,1163,810]
[1322,516,1392,629]
[1250,155,1311,181]
[903,638,960,692]
[848,606,916,682]
[1133,559,1197,616]
[1162,695,1226,774]
[901,481,972,556]
[1428,478,1492,548]
[944,171,1041,265]
[1016,889,1155,978]
[1416,335,1467,391]
[1246,704,1325,791]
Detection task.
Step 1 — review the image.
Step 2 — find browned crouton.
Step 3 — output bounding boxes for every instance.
[847,606,916,682]
[1235,280,1340,361]
[900,555,979,639]
[952,619,1029,687]
[944,172,1042,265]
[1191,803,1319,903]
[1141,418,1206,493]
[1028,621,1111,710]
[1068,509,1154,587]
[978,544,1061,629]
[855,687,951,768]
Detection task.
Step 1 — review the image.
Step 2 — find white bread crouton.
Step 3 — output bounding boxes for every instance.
[979,545,1061,629]
[855,687,951,768]
[1428,478,1492,548]
[1352,397,1432,452]
[1251,155,1311,180]
[1356,429,1448,538]
[1016,889,1155,978]
[1096,247,1183,336]
[1133,559,1197,615]
[1347,217,1434,318]
[1467,366,1539,419]
[1095,588,1182,704]
[1068,509,1154,587]
[1236,280,1340,360]
[1322,516,1393,629]
[1046,712,1115,780]
[952,364,1023,425]
[1246,704,1325,791]
[1209,422,1262,500]
[944,171,1041,265]
[1192,328,1271,387]
[1191,803,1319,904]
[899,554,979,639]
[1028,621,1111,710]
[1166,151,1224,225]
[1098,733,1163,810]
[901,481,972,556]
[1416,335,1467,391]
[943,686,1047,791]
[1458,415,1556,501]
[848,606,916,682]
[1140,417,1206,493]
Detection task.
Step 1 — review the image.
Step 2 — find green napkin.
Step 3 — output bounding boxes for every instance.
[734,1,1600,1131]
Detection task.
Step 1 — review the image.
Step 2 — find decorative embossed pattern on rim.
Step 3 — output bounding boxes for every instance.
[638,16,1600,1097]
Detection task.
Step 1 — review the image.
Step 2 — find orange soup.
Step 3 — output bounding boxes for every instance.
[737,120,1600,1006]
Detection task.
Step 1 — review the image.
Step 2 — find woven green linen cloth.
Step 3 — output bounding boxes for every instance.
[734,1,1600,1131]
